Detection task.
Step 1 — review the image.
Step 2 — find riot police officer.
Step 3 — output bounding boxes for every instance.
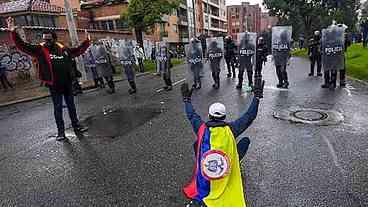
[308,31,322,77]
[224,35,237,78]
[237,32,256,89]
[255,36,268,79]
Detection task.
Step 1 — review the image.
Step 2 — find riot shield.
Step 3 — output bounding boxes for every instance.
[206,37,224,73]
[119,40,135,65]
[272,26,292,67]
[185,40,203,85]
[238,32,257,70]
[157,42,170,75]
[322,26,345,71]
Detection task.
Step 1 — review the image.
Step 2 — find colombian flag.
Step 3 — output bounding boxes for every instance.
[183,123,247,207]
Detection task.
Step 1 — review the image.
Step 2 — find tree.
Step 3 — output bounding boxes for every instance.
[263,0,360,38]
[121,0,179,48]
[362,0,368,18]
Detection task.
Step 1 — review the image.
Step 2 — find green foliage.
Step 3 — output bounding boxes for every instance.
[292,44,368,81]
[171,58,184,66]
[291,48,308,58]
[121,0,179,31]
[263,0,360,38]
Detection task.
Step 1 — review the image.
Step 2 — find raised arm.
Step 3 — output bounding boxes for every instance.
[230,77,264,137]
[229,96,260,137]
[181,83,204,135]
[69,30,91,58]
[8,17,40,56]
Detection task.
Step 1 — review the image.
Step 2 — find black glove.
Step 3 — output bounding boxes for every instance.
[181,83,193,102]
[253,76,265,99]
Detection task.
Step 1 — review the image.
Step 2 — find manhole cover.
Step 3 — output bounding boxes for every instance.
[292,110,328,121]
[273,107,344,125]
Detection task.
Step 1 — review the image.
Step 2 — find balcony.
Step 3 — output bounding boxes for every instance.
[210,0,219,5]
[160,31,168,38]
[178,15,188,26]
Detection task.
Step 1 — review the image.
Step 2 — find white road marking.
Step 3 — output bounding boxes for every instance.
[344,88,352,97]
[264,86,289,91]
[156,78,186,93]
[322,135,346,175]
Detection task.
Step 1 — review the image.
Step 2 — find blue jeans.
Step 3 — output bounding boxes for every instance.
[50,88,79,135]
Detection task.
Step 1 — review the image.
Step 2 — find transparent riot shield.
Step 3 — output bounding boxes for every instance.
[206,37,224,78]
[322,26,345,71]
[272,26,292,67]
[238,32,257,70]
[185,40,203,87]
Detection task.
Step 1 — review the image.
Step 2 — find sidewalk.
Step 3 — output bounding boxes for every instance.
[0,72,151,108]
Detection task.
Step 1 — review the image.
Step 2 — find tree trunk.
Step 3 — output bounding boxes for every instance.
[135,27,144,48]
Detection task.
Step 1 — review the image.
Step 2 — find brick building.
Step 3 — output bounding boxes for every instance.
[260,12,278,32]
[227,2,261,40]
[195,0,227,36]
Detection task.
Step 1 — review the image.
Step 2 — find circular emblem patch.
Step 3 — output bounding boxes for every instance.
[201,150,230,180]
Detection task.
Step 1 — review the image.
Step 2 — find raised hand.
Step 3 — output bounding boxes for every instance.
[85,29,91,41]
[181,83,193,102]
[7,17,16,31]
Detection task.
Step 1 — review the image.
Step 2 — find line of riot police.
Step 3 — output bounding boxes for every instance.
[185,32,270,91]
[309,23,351,89]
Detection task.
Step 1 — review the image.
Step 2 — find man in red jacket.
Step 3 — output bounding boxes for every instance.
[7,17,90,141]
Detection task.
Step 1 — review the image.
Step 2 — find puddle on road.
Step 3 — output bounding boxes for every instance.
[82,106,161,138]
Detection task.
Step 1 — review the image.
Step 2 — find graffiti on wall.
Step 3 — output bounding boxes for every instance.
[0,51,32,72]
[0,46,33,81]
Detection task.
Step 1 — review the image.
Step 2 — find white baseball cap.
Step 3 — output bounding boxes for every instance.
[209,103,226,118]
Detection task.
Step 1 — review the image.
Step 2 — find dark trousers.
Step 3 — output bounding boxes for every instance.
[191,65,201,87]
[50,88,79,135]
[163,70,172,87]
[340,69,346,83]
[0,73,13,89]
[276,65,288,84]
[210,64,220,86]
[310,56,321,75]
[255,61,263,80]
[323,70,337,87]
[225,57,235,76]
[238,66,253,86]
[104,76,115,90]
[137,58,144,72]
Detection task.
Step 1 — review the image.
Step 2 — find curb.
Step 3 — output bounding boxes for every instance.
[0,72,152,108]
[347,76,368,85]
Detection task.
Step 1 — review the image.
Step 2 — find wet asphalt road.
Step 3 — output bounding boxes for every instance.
[0,57,367,206]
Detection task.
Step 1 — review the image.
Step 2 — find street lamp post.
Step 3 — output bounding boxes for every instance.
[64,0,86,80]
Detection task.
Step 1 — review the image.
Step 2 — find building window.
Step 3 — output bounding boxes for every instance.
[236,28,240,32]
[116,19,129,31]
[107,20,114,30]
[173,24,177,33]
[232,29,235,33]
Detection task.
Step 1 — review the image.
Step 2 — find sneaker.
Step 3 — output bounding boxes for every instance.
[317,73,323,77]
[128,88,137,94]
[165,86,173,91]
[308,73,314,77]
[321,84,329,88]
[56,134,67,141]
[74,125,88,134]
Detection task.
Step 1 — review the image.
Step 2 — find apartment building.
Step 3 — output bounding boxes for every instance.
[227,2,261,40]
[201,0,227,36]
